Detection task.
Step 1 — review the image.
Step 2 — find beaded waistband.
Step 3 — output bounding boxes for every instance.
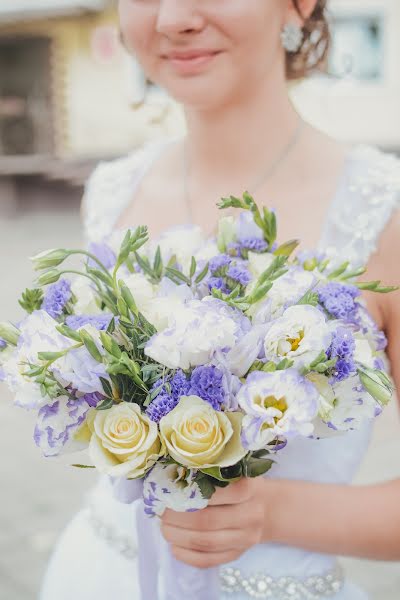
[86,503,344,599]
[220,565,344,599]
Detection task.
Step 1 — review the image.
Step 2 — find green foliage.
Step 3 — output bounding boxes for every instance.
[18,288,44,314]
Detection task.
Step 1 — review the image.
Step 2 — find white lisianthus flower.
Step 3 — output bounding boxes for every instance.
[143,463,208,517]
[89,402,164,478]
[248,268,316,323]
[145,298,250,370]
[263,304,332,369]
[2,310,71,409]
[353,338,375,369]
[238,369,319,451]
[71,278,102,315]
[159,395,246,469]
[325,375,380,431]
[142,278,194,332]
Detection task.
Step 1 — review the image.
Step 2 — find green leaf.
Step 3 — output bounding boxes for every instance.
[86,267,113,287]
[273,239,299,258]
[100,376,113,398]
[245,457,274,478]
[195,475,217,500]
[96,397,114,411]
[165,267,191,285]
[37,351,65,361]
[189,256,197,279]
[297,290,319,307]
[153,245,163,279]
[80,331,103,362]
[18,288,44,314]
[56,324,82,342]
[119,282,138,315]
[100,332,122,359]
[71,464,96,469]
[328,261,350,279]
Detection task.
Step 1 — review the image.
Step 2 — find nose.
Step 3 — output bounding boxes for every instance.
[156,0,205,36]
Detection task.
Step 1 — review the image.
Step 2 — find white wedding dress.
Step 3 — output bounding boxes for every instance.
[40,138,400,600]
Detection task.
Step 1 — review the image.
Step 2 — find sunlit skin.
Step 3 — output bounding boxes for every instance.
[117,0,400,567]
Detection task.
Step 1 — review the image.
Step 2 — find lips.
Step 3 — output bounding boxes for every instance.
[163,49,221,60]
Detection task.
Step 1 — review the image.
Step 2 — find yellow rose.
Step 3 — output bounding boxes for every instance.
[89,403,164,479]
[159,395,246,469]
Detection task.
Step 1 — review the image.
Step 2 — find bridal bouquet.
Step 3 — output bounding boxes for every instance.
[0,192,395,600]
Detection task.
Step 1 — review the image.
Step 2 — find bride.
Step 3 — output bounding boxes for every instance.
[40,1,400,599]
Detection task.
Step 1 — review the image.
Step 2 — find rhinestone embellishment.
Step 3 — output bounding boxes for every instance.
[220,566,344,599]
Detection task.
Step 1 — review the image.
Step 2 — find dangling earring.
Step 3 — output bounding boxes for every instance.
[281,23,304,53]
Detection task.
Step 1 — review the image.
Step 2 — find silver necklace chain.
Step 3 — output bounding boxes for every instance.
[182,117,305,224]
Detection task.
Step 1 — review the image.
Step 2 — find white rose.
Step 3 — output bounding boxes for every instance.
[159,395,246,469]
[89,402,164,478]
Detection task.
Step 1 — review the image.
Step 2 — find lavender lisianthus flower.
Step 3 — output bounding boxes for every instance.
[146,392,178,423]
[88,241,116,270]
[34,392,102,457]
[42,279,72,319]
[236,210,264,242]
[53,343,110,395]
[318,282,360,320]
[66,313,114,331]
[189,365,225,410]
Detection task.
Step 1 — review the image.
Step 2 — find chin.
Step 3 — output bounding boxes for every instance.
[164,78,234,111]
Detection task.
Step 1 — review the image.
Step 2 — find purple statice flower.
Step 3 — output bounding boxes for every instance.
[207,276,230,295]
[328,327,356,383]
[146,392,178,423]
[42,279,72,319]
[226,242,242,257]
[240,238,268,254]
[333,358,356,382]
[226,264,252,287]
[0,337,6,349]
[170,369,191,401]
[88,241,116,270]
[318,282,360,320]
[66,313,114,331]
[209,254,232,275]
[189,365,225,410]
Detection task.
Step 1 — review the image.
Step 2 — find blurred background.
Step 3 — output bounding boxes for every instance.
[0,0,399,598]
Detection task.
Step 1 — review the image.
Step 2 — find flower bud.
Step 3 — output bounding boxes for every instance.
[36,270,61,286]
[0,322,20,346]
[358,367,393,406]
[30,249,70,270]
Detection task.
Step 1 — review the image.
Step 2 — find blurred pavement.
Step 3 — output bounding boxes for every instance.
[0,185,399,599]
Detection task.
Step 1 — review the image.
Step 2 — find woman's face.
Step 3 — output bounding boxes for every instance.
[118,0,298,109]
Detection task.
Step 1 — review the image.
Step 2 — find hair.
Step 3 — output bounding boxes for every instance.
[287,0,330,80]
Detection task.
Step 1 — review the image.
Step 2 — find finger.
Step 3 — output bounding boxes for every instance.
[208,479,251,506]
[171,545,241,569]
[161,522,248,553]
[162,504,242,531]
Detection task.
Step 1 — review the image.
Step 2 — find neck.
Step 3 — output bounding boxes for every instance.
[183,69,300,186]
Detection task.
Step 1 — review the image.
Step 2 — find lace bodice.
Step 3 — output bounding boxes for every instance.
[82,139,400,269]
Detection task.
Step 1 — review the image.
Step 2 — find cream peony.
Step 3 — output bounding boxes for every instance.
[89,402,164,478]
[159,395,246,469]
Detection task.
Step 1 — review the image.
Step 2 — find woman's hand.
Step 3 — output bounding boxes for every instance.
[160,477,273,568]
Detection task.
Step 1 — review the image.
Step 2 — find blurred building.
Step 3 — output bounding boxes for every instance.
[0,0,398,190]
